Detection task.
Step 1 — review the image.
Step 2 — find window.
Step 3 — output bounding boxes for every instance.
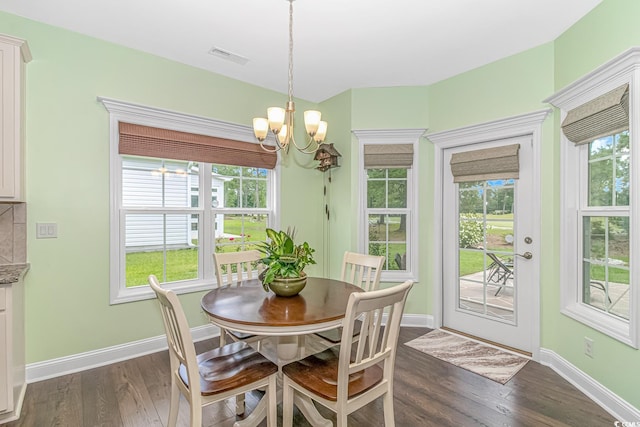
[353,129,424,281]
[100,98,278,304]
[545,48,640,347]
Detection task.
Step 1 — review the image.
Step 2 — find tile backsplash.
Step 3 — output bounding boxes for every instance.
[0,203,26,264]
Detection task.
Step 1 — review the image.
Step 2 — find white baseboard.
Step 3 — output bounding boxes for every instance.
[26,324,219,383]
[26,315,432,383]
[539,348,639,422]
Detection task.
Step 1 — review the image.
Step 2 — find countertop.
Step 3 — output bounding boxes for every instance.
[0,263,29,284]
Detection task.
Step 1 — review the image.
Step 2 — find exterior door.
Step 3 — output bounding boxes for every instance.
[442,135,536,353]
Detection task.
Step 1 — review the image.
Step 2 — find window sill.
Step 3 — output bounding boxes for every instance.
[561,302,637,349]
[110,279,215,305]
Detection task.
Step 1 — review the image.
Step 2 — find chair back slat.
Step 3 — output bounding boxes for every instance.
[341,251,385,292]
[213,250,263,287]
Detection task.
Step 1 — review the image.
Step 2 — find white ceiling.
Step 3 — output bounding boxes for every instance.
[0,0,602,102]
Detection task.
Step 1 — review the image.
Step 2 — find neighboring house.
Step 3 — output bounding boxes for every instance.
[122,157,228,252]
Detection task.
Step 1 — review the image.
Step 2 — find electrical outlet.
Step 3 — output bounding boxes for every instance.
[584,337,594,358]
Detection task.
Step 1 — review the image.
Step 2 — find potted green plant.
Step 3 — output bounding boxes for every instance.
[257,227,316,296]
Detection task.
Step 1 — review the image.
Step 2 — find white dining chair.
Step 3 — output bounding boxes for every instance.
[148,274,278,427]
[314,251,385,344]
[282,280,413,427]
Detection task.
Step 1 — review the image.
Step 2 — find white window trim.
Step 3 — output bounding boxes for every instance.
[352,128,425,282]
[544,47,640,348]
[99,97,280,304]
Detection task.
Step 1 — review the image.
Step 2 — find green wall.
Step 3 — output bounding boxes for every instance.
[1,0,639,412]
[0,11,324,362]
[544,0,640,409]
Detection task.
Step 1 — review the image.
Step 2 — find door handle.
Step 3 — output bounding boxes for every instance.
[516,252,533,260]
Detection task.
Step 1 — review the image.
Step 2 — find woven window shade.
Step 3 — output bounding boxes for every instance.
[450,144,520,183]
[118,122,277,169]
[561,84,629,145]
[363,144,413,168]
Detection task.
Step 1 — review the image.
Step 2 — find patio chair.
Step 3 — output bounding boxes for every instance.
[486,252,513,296]
[148,274,278,427]
[282,280,414,427]
[314,251,385,344]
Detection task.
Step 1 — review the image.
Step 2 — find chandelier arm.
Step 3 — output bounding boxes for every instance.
[259,140,283,153]
[290,136,321,154]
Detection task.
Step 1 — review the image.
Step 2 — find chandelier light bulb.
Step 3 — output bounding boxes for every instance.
[277,124,289,145]
[304,110,321,136]
[314,121,328,143]
[253,118,269,141]
[267,107,286,133]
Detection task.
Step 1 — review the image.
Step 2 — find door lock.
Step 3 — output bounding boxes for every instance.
[516,252,533,260]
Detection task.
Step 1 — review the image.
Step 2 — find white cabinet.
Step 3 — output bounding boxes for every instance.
[0,35,31,202]
[0,268,26,423]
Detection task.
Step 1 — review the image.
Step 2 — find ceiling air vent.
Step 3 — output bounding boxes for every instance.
[208,46,249,65]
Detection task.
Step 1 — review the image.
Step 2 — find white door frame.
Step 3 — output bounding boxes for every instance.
[427,109,550,361]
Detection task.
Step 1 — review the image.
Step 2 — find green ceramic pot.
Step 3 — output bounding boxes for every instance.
[267,273,307,297]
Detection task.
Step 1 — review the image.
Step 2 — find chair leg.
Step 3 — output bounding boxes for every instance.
[219,327,227,347]
[282,378,295,427]
[266,376,277,427]
[235,393,246,415]
[167,379,180,427]
[383,391,395,427]
[190,399,202,427]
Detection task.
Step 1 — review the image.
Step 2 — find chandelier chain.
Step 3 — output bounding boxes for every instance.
[288,0,294,103]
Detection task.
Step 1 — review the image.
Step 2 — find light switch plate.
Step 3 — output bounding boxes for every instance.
[36,222,58,239]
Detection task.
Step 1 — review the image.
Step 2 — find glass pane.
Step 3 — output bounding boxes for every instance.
[388,168,407,179]
[367,168,385,179]
[459,187,484,215]
[588,158,613,206]
[368,215,388,242]
[224,177,240,208]
[459,218,484,249]
[387,214,406,242]
[125,213,199,287]
[241,178,266,208]
[215,213,268,252]
[589,132,629,207]
[122,157,195,208]
[387,243,407,271]
[582,215,630,320]
[388,180,407,208]
[367,181,385,208]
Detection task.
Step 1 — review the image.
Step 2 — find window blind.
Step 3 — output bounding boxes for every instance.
[561,83,629,146]
[450,144,520,183]
[363,144,413,168]
[118,122,277,169]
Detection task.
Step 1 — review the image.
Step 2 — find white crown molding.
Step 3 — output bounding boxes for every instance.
[351,128,427,143]
[426,109,551,149]
[540,348,640,423]
[97,96,278,146]
[544,47,640,109]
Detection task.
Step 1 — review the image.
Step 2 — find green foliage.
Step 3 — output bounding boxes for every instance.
[256,228,316,290]
[459,214,485,248]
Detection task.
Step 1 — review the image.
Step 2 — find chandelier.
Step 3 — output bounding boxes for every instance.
[252,0,327,154]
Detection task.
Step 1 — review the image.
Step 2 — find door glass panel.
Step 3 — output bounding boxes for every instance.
[458,180,515,323]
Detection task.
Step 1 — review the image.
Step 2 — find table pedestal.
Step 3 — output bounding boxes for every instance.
[233,335,333,427]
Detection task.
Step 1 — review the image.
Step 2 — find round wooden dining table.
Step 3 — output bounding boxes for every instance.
[200,276,363,427]
[201,276,363,336]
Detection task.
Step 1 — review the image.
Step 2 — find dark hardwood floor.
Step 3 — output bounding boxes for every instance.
[2,327,617,426]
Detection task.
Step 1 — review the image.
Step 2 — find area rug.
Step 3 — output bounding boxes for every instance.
[405,329,529,384]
